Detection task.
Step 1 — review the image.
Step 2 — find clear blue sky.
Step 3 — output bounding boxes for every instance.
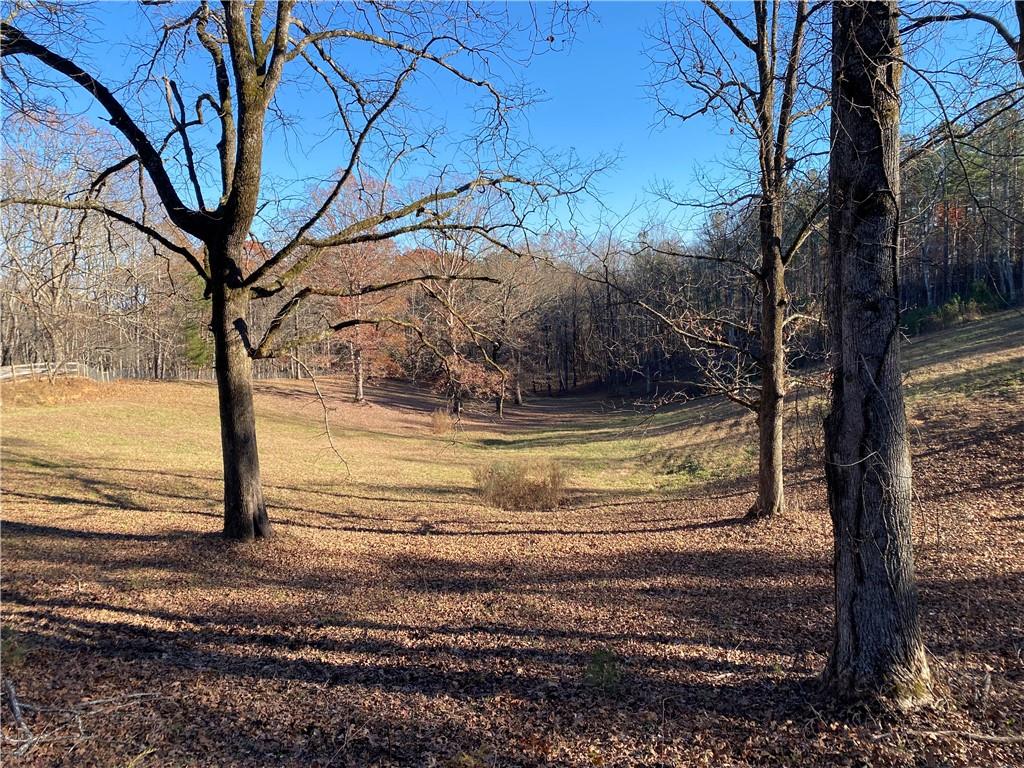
[15,1,1015,238]
[30,2,725,235]
[505,2,725,226]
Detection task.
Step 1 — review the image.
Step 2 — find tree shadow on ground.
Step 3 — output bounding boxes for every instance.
[3,540,830,735]
[4,514,1023,765]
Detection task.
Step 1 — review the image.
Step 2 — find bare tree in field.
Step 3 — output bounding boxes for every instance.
[405,231,504,415]
[481,250,552,414]
[649,0,828,520]
[304,180,403,402]
[1,2,583,540]
[824,0,931,706]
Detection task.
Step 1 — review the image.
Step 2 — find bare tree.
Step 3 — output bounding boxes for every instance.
[1,2,584,540]
[400,231,507,415]
[304,179,404,402]
[648,0,828,519]
[824,0,931,706]
[1,116,170,379]
[481,249,552,413]
[899,1,1024,304]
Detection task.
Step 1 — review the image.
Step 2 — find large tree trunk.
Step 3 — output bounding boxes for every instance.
[823,0,930,706]
[213,282,270,541]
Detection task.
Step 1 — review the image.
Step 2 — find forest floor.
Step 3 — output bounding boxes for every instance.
[1,311,1023,767]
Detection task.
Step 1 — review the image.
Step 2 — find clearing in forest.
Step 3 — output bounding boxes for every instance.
[1,312,1023,767]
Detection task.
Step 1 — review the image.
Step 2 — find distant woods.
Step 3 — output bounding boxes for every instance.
[3,100,1020,388]
[3,45,1021,398]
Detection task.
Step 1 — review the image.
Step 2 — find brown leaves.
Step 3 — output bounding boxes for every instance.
[1,375,1022,765]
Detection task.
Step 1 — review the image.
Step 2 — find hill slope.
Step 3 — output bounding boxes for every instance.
[1,312,1022,766]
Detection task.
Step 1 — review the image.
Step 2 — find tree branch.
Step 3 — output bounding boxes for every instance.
[1,23,207,237]
[0,196,208,283]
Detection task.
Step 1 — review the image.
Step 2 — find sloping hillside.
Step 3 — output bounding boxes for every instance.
[1,312,1022,766]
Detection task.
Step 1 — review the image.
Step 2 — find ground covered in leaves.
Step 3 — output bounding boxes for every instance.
[2,313,1023,766]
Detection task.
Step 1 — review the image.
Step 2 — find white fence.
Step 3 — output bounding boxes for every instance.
[0,361,322,382]
[0,362,114,382]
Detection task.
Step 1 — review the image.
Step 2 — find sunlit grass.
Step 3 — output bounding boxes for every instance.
[2,311,1020,516]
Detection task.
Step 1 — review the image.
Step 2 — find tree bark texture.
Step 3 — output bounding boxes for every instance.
[213,277,270,541]
[824,0,930,706]
[752,231,787,520]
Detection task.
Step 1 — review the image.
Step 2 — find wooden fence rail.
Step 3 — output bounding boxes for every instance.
[0,362,114,382]
[0,362,325,382]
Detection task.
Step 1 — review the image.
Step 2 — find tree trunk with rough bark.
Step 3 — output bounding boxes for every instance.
[823,0,930,706]
[212,278,270,541]
[751,235,787,520]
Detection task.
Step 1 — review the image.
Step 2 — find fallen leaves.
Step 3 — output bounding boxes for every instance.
[1,377,1022,766]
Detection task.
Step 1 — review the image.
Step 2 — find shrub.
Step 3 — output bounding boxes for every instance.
[902,306,935,335]
[968,280,996,308]
[903,291,992,337]
[430,408,454,435]
[473,459,567,511]
[658,450,711,481]
[584,646,622,690]
[940,295,964,326]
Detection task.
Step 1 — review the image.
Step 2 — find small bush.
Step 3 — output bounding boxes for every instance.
[903,291,992,336]
[940,295,964,326]
[968,280,996,308]
[902,306,935,335]
[658,451,711,481]
[473,459,567,511]
[1,626,28,671]
[430,408,454,435]
[584,646,622,690]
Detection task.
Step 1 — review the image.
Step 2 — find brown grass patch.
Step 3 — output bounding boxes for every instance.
[473,458,567,510]
[0,376,109,407]
[429,407,455,435]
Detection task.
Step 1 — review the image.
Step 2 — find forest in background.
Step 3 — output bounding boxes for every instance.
[3,104,1021,396]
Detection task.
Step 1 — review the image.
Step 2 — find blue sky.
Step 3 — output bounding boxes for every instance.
[500,2,724,225]
[28,2,728,234]
[13,1,1017,239]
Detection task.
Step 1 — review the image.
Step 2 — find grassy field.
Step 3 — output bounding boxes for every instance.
[1,311,1022,766]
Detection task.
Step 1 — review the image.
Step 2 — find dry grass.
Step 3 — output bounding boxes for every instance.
[0,376,108,407]
[473,459,567,510]
[429,407,455,435]
[1,313,1022,767]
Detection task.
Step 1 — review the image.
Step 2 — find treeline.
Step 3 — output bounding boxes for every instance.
[6,106,1019,400]
[540,105,1024,400]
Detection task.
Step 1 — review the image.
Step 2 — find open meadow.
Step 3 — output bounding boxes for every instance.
[1,313,1022,766]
